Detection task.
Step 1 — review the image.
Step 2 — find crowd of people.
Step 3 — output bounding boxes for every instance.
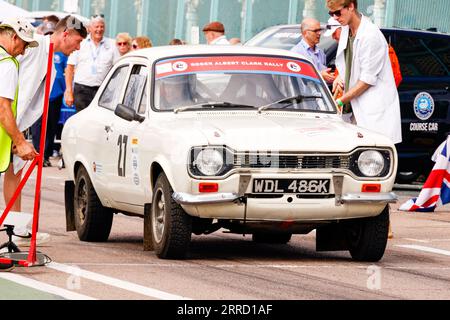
[1,0,403,271]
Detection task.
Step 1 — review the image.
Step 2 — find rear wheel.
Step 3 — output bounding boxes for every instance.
[74,166,113,241]
[346,206,390,262]
[151,173,192,259]
[252,232,292,244]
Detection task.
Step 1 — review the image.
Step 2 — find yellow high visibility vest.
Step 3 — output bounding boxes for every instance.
[0,47,19,173]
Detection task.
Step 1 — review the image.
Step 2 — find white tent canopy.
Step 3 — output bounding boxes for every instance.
[0,0,31,22]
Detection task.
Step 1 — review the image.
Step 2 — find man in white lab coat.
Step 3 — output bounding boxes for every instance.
[327,0,402,145]
[3,16,87,244]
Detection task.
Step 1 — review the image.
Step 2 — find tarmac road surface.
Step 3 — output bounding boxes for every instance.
[1,162,449,300]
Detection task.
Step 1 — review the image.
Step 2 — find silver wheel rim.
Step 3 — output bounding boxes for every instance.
[75,178,88,224]
[153,187,166,243]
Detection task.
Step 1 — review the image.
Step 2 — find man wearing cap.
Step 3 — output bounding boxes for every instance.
[0,18,39,270]
[291,18,335,83]
[202,21,230,45]
[2,16,87,246]
[0,18,39,171]
[323,17,344,101]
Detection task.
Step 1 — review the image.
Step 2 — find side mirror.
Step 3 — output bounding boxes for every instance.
[115,104,145,123]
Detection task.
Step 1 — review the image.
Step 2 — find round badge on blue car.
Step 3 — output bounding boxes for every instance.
[413,92,435,121]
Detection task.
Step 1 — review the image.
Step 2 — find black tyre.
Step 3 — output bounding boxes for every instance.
[74,166,113,242]
[347,206,390,262]
[396,171,420,184]
[151,173,192,259]
[252,232,292,244]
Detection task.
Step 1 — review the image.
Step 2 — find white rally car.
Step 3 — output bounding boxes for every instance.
[62,45,398,262]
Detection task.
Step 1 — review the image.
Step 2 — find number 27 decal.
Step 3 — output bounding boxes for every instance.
[117,135,128,177]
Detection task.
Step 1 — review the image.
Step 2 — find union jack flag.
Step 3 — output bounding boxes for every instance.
[399,136,450,212]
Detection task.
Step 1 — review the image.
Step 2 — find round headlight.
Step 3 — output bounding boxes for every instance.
[358,150,385,177]
[195,149,224,176]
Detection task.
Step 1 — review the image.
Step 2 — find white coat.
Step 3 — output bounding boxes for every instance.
[335,15,402,144]
[13,34,56,173]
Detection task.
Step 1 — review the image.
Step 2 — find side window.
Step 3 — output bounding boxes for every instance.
[123,65,148,114]
[99,65,129,110]
[395,34,450,77]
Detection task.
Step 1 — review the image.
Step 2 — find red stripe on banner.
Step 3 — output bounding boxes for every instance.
[155,56,318,80]
[423,170,450,189]
[421,194,440,208]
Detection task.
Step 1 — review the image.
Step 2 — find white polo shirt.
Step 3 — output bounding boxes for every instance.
[0,60,17,101]
[68,35,120,87]
[210,36,230,45]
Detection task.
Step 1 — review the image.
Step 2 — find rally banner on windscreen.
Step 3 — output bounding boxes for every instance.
[399,136,450,212]
[154,55,319,81]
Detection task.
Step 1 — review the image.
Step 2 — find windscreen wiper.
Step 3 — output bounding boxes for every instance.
[174,102,255,114]
[257,93,323,113]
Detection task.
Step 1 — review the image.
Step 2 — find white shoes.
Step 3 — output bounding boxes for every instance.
[12,232,51,247]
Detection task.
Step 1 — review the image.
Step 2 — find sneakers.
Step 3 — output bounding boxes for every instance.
[0,261,15,272]
[51,150,61,159]
[12,232,51,247]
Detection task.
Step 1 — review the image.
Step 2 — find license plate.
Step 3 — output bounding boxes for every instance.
[252,179,330,194]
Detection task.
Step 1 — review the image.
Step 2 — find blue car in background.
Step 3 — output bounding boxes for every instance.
[246,25,450,184]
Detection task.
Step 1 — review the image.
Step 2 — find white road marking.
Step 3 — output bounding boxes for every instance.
[0,273,95,300]
[47,262,191,300]
[403,238,450,243]
[396,245,450,257]
[403,238,430,243]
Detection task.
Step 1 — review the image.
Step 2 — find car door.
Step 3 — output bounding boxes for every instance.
[103,62,149,212]
[94,63,130,205]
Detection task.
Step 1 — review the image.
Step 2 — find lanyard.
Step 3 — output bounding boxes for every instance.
[89,39,103,63]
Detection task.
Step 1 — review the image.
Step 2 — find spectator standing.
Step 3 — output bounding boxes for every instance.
[202,21,230,45]
[291,18,335,83]
[323,17,344,101]
[131,36,153,50]
[327,0,402,145]
[116,32,132,56]
[3,16,87,245]
[64,16,119,113]
[30,19,66,167]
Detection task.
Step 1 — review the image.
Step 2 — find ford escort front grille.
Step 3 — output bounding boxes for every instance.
[233,154,351,170]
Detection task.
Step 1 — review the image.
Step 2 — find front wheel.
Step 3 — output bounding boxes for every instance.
[346,206,390,262]
[151,173,192,259]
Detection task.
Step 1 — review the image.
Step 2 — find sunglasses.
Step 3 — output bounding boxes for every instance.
[117,42,129,46]
[328,6,348,17]
[92,14,105,18]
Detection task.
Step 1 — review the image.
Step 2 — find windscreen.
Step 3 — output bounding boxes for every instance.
[154,55,335,113]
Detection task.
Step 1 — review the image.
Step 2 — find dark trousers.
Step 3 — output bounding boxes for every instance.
[74,83,100,113]
[31,98,62,160]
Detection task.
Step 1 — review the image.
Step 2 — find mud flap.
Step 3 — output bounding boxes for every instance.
[316,223,349,252]
[143,203,153,251]
[65,181,76,232]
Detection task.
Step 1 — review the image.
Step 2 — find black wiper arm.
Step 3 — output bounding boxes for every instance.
[258,93,323,113]
[174,102,255,113]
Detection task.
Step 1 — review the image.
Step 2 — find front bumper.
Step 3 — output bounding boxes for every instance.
[172,191,398,205]
[172,174,397,221]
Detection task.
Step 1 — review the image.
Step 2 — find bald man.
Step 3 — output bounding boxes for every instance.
[291,18,335,83]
